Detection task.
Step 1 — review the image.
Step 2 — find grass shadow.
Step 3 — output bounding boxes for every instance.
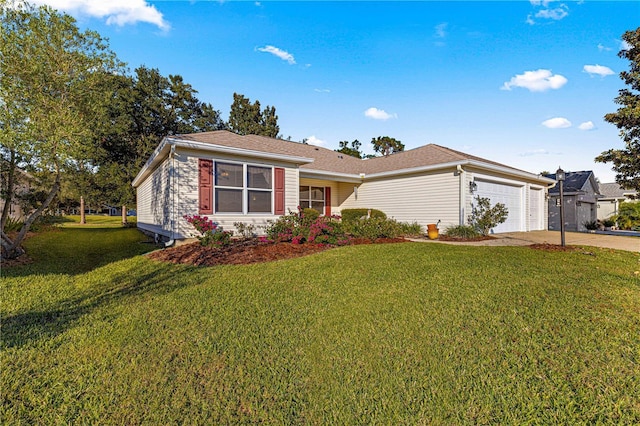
[2,227,158,278]
[2,261,200,349]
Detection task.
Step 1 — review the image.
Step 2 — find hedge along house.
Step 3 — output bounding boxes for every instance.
[132,131,555,241]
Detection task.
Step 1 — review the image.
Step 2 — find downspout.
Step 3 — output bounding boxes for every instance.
[457,165,466,225]
[164,145,176,248]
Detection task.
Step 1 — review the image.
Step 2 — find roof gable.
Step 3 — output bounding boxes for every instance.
[545,171,599,194]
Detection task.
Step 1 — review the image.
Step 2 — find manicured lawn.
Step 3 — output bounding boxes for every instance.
[2,225,639,424]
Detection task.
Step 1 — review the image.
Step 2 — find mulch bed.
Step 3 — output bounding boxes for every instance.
[148,237,408,267]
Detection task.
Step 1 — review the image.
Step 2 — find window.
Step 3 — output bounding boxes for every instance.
[299,186,325,214]
[213,162,273,214]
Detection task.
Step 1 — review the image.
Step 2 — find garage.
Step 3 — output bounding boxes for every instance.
[474,179,524,233]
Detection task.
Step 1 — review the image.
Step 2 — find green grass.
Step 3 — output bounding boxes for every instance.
[2,225,639,424]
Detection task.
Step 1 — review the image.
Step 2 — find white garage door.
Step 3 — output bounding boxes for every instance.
[475,180,523,233]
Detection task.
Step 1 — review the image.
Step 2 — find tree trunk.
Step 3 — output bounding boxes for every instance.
[80,196,86,224]
[1,149,17,232]
[1,172,61,260]
[121,204,127,225]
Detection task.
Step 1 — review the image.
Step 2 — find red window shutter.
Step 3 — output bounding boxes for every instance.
[199,159,213,214]
[274,167,285,215]
[324,186,332,216]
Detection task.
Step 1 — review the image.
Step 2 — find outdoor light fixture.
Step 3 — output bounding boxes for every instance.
[469,181,478,193]
[556,166,566,247]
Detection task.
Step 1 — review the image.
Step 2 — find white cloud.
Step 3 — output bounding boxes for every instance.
[364,107,397,121]
[314,88,331,93]
[257,45,296,65]
[31,0,169,30]
[434,22,448,38]
[583,64,614,77]
[305,136,326,147]
[520,149,550,157]
[535,5,569,21]
[542,117,572,128]
[597,43,612,52]
[620,40,632,51]
[578,121,596,131]
[502,69,567,92]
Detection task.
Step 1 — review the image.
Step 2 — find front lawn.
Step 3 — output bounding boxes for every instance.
[2,226,639,423]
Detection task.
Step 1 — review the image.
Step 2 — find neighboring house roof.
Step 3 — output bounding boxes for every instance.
[545,171,599,195]
[133,130,554,187]
[599,182,638,199]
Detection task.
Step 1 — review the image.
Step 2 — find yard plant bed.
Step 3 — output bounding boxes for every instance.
[148,237,408,266]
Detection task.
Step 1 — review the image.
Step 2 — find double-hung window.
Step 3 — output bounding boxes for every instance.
[299,186,325,214]
[214,162,272,214]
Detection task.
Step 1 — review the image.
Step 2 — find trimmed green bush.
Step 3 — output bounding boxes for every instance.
[343,216,403,239]
[340,208,386,223]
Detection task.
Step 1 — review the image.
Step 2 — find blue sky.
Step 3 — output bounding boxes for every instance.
[33,1,639,182]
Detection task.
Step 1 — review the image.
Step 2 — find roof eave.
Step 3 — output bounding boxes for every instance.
[300,168,363,183]
[132,137,315,188]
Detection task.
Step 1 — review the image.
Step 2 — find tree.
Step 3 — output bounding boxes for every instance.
[596,27,640,191]
[1,2,121,258]
[371,136,404,157]
[228,93,280,138]
[92,67,225,221]
[335,139,363,159]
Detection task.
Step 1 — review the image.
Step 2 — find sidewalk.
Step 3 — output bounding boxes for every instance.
[416,230,639,252]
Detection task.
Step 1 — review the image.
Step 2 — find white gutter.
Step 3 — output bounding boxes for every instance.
[300,169,363,183]
[457,165,466,225]
[166,138,315,165]
[365,159,555,184]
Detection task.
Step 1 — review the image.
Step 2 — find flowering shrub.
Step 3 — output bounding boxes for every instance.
[184,214,232,247]
[264,207,351,246]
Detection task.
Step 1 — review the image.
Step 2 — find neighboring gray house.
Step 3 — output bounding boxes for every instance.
[545,171,600,232]
[132,131,555,241]
[597,182,638,220]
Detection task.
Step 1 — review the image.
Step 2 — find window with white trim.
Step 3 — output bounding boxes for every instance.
[214,161,272,214]
[299,186,324,214]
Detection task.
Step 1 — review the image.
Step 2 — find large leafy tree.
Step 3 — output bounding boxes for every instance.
[335,139,363,159]
[228,93,280,138]
[92,66,226,219]
[371,136,404,157]
[596,27,640,191]
[1,1,121,258]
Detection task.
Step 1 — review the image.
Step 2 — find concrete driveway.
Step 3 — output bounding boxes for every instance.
[420,230,639,252]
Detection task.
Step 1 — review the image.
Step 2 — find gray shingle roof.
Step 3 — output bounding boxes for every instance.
[175,130,536,177]
[545,171,596,194]
[599,182,638,198]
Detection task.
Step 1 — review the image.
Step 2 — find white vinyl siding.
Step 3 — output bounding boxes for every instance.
[338,171,460,229]
[136,159,173,238]
[137,149,301,238]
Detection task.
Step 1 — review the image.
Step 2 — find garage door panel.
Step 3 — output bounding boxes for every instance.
[475,180,523,233]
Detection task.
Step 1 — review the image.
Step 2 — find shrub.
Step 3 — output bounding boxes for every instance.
[344,216,403,240]
[397,221,423,237]
[614,201,640,230]
[233,222,257,239]
[184,214,232,247]
[583,220,598,231]
[3,217,23,233]
[444,225,481,239]
[468,196,508,236]
[263,208,351,245]
[602,218,616,228]
[301,208,320,225]
[341,208,386,223]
